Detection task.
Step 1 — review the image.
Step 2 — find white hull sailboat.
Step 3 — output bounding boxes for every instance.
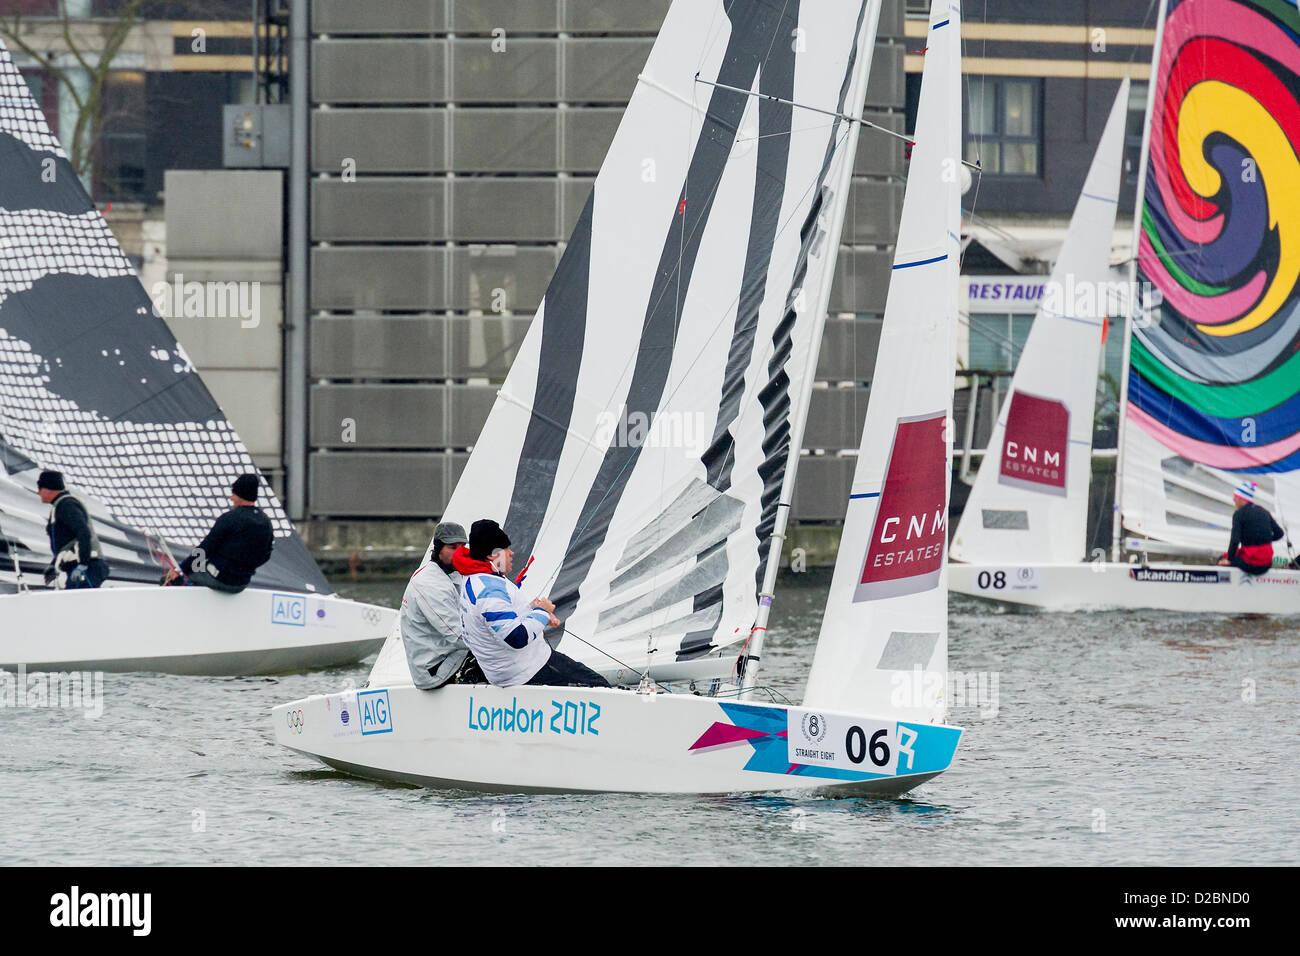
[275,0,966,794]
[951,0,1300,614]
[0,42,395,670]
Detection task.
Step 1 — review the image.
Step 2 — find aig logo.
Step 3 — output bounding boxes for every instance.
[359,689,394,735]
[271,593,306,626]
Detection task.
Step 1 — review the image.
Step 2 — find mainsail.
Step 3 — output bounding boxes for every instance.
[381,0,887,679]
[951,80,1129,565]
[0,40,326,593]
[803,0,961,723]
[1121,0,1300,555]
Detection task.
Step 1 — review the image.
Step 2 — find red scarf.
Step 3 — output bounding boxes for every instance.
[451,545,531,585]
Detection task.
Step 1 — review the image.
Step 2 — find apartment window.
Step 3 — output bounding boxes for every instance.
[1124,81,1150,186]
[966,77,1042,175]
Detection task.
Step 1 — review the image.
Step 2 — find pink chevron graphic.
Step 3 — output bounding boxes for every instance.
[689,722,786,752]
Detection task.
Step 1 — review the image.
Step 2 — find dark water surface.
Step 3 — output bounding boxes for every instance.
[2,570,1296,865]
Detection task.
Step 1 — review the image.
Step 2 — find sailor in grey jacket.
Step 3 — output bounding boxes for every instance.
[399,522,470,689]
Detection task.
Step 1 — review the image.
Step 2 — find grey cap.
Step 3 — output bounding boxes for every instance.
[433,521,468,546]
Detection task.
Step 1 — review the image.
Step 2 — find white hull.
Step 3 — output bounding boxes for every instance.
[0,586,395,674]
[272,683,962,796]
[949,560,1300,614]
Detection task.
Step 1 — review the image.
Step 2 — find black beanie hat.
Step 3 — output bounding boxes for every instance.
[37,470,65,491]
[469,519,510,560]
[232,474,259,502]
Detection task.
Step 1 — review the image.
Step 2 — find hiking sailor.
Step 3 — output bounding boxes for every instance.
[37,470,110,589]
[455,519,609,688]
[1217,481,1286,576]
[399,521,472,689]
[164,474,274,593]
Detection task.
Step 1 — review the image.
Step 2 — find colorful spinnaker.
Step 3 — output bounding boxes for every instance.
[1121,0,1300,554]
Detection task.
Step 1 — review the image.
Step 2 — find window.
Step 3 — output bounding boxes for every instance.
[1124,81,1149,187]
[904,0,931,15]
[966,77,1042,175]
[968,312,1033,372]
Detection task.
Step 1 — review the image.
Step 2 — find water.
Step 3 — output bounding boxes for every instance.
[2,570,1296,865]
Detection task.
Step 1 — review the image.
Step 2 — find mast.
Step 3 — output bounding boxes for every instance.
[1112,0,1170,562]
[740,0,883,699]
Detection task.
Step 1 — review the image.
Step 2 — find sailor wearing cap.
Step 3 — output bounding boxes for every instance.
[398,520,473,689]
[164,473,274,593]
[36,470,111,589]
[1217,481,1287,576]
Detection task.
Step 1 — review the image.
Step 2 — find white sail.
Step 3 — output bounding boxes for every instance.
[803,0,961,723]
[372,0,887,684]
[950,79,1129,565]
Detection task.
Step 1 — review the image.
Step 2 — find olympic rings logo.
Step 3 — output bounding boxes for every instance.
[285,709,304,734]
[362,608,381,624]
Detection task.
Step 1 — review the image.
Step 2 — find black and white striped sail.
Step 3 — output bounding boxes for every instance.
[406,0,884,677]
[0,40,326,594]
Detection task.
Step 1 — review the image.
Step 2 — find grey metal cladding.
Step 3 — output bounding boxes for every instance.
[311,317,449,379]
[449,316,533,379]
[450,179,559,241]
[311,247,447,311]
[803,388,870,451]
[450,0,559,32]
[310,452,448,516]
[864,42,905,109]
[165,170,284,259]
[564,39,653,102]
[310,385,447,448]
[830,249,893,313]
[451,109,557,171]
[563,109,622,172]
[449,247,557,312]
[312,179,447,242]
[447,386,498,446]
[816,320,882,381]
[791,457,855,521]
[563,0,670,33]
[312,40,447,104]
[453,39,558,102]
[312,0,446,35]
[312,110,446,173]
[561,179,595,234]
[855,111,905,176]
[844,179,904,244]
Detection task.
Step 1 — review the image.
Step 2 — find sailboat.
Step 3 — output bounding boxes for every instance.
[272,0,964,795]
[0,41,395,673]
[948,80,1129,597]
[949,0,1300,614]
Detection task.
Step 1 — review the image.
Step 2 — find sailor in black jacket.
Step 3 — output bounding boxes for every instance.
[164,474,274,593]
[37,470,111,588]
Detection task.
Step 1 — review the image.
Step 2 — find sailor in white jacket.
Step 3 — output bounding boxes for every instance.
[399,521,470,689]
[455,519,609,688]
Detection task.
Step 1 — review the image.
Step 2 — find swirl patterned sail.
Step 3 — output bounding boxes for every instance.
[1123,0,1300,551]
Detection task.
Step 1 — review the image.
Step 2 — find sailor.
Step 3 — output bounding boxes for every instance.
[164,474,273,593]
[454,519,609,688]
[399,521,473,689]
[37,470,110,589]
[1217,481,1285,576]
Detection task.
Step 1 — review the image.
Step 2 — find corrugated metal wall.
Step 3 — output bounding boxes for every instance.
[307,0,906,521]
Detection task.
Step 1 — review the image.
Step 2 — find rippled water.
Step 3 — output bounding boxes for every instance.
[2,570,1296,865]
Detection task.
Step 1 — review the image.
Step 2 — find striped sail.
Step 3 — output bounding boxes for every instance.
[0,41,327,593]
[384,0,887,680]
[1122,0,1300,554]
[951,81,1128,565]
[803,0,961,722]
